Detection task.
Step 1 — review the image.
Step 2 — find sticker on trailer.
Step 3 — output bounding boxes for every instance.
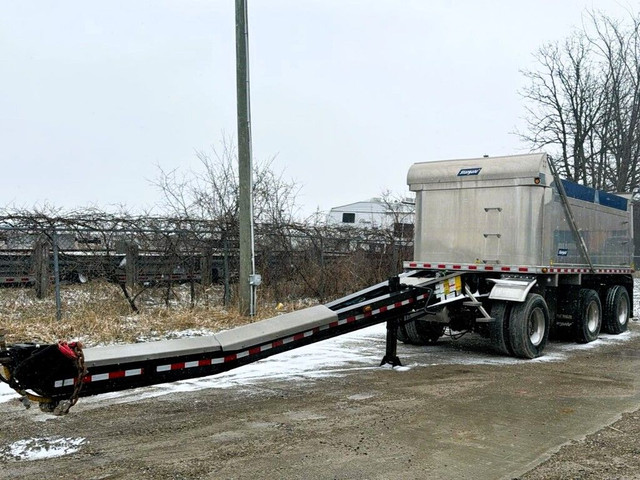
[557,248,568,257]
[457,167,482,176]
[435,276,462,300]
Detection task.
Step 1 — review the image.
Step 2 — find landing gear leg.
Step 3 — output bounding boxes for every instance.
[380,318,402,367]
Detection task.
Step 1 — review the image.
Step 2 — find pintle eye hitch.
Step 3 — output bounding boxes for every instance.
[0,336,86,415]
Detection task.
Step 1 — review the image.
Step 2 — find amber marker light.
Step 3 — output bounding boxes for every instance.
[363,305,372,313]
[534,177,541,184]
[541,267,548,273]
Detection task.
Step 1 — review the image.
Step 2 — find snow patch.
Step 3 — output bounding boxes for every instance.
[0,437,86,461]
[0,382,18,404]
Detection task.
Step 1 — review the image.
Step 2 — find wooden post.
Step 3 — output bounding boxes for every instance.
[201,247,212,288]
[32,236,50,299]
[125,243,139,290]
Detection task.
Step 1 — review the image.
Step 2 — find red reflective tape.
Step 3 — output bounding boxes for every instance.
[83,376,92,383]
[437,264,446,269]
[293,333,304,341]
[484,266,494,271]
[249,347,261,355]
[329,321,339,328]
[394,301,404,308]
[518,267,529,272]
[347,316,357,323]
[199,359,211,366]
[172,362,185,371]
[110,370,126,379]
[453,265,461,269]
[272,340,283,348]
[501,266,511,271]
[224,354,237,362]
[468,265,477,270]
[313,327,320,334]
[423,263,431,268]
[409,262,417,267]
[379,306,388,313]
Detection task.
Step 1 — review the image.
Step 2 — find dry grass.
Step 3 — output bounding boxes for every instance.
[0,281,317,346]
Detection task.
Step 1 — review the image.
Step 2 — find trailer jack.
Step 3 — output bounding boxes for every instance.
[380,317,402,367]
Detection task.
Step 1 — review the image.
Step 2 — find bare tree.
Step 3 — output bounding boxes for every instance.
[153,135,300,228]
[519,10,640,194]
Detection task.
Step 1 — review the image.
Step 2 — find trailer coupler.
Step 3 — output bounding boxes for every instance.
[0,336,86,415]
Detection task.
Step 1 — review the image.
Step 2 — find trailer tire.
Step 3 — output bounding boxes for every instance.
[397,319,410,344]
[404,319,445,345]
[508,293,549,359]
[603,285,630,334]
[489,301,513,355]
[574,289,602,343]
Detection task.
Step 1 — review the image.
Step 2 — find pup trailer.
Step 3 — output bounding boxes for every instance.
[0,153,634,414]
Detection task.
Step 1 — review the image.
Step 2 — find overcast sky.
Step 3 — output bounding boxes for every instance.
[1,1,635,217]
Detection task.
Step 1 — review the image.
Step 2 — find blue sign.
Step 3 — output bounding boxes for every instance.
[458,167,482,176]
[557,248,568,257]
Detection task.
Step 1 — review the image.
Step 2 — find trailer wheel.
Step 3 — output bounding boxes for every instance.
[603,285,630,334]
[404,319,445,345]
[397,319,410,344]
[574,289,602,343]
[508,293,550,359]
[489,301,512,355]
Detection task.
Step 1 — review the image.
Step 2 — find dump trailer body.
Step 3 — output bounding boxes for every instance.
[407,153,632,268]
[402,153,633,360]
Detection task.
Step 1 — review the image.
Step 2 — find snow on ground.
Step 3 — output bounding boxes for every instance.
[0,437,86,461]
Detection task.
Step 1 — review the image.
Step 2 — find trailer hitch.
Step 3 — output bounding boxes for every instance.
[0,337,86,414]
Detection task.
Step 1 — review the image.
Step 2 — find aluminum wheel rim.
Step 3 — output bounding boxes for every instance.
[586,301,599,333]
[529,308,545,346]
[617,296,629,326]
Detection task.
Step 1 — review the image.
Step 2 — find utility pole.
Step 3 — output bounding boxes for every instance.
[235,0,257,316]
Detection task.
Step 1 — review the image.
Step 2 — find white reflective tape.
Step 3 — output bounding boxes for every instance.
[125,368,143,377]
[91,373,109,382]
[54,380,63,388]
[260,344,272,351]
[282,336,294,344]
[303,331,313,338]
[184,361,199,369]
[338,319,347,326]
[63,378,74,387]
[236,351,249,359]
[156,364,171,372]
[211,358,224,364]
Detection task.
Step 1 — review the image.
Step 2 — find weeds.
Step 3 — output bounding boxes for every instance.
[0,281,302,346]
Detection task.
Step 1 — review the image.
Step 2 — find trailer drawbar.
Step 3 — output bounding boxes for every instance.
[0,271,452,414]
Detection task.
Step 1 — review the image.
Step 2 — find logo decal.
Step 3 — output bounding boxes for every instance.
[457,168,482,176]
[557,248,568,257]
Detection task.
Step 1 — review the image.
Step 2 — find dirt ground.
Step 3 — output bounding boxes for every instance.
[1,323,640,480]
[517,409,640,480]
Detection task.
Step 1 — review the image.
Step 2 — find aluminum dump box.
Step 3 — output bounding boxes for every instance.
[407,153,633,268]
